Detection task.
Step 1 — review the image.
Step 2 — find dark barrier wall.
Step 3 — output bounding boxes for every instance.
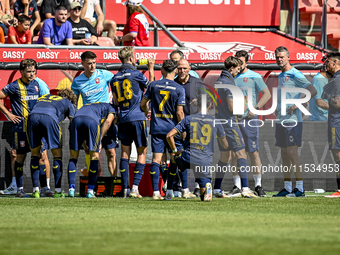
[0,121,338,192]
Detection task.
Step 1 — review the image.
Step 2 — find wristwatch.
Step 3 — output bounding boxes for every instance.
[172,148,177,153]
[255,106,260,110]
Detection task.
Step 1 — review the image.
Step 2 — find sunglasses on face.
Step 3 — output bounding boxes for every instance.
[72,7,82,11]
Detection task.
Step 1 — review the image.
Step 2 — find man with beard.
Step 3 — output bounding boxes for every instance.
[36,5,73,45]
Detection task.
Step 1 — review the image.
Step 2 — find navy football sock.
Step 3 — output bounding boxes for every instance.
[336,161,340,190]
[39,164,47,188]
[160,163,168,182]
[179,169,188,189]
[30,156,40,188]
[88,160,99,190]
[214,160,228,190]
[133,162,146,186]
[150,162,160,191]
[120,158,129,189]
[167,162,177,190]
[53,157,63,189]
[14,161,24,188]
[68,158,78,189]
[238,158,248,188]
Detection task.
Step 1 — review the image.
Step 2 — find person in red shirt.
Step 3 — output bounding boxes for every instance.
[0,26,4,43]
[8,14,31,44]
[118,0,150,47]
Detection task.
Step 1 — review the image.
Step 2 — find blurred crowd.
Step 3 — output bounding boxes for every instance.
[0,0,150,46]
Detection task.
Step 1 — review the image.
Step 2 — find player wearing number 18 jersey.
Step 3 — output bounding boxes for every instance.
[110,46,155,198]
[141,59,185,199]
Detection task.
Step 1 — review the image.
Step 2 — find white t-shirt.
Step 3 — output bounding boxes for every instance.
[69,0,99,23]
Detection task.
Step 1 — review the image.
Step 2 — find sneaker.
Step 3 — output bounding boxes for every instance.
[164,193,172,201]
[0,186,18,195]
[254,186,267,197]
[40,188,54,197]
[54,191,65,198]
[325,191,340,198]
[174,191,182,197]
[16,189,29,198]
[213,190,228,198]
[86,192,96,198]
[182,191,196,199]
[129,190,143,198]
[31,190,40,198]
[68,189,75,198]
[204,183,212,202]
[272,188,291,197]
[227,186,242,198]
[193,187,200,197]
[241,188,258,198]
[152,194,164,200]
[286,188,305,197]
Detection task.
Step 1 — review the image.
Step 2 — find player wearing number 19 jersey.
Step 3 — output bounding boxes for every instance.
[110,46,154,198]
[141,59,185,199]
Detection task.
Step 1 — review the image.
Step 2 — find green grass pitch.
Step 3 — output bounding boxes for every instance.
[0,192,340,255]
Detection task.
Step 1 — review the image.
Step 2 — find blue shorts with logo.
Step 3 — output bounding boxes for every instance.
[151,134,183,153]
[275,122,302,148]
[12,131,30,154]
[119,120,148,148]
[238,118,259,152]
[218,126,245,152]
[174,154,211,188]
[102,124,119,150]
[27,114,62,150]
[70,116,101,152]
[328,126,340,150]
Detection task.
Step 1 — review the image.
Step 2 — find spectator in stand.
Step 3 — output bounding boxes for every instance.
[14,0,41,36]
[40,0,70,22]
[8,15,32,44]
[70,0,117,44]
[68,1,98,45]
[117,0,150,47]
[36,5,73,45]
[0,26,4,43]
[0,0,17,36]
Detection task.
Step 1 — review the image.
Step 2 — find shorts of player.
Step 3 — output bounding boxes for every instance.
[174,155,211,188]
[12,132,30,154]
[118,121,148,148]
[328,126,340,150]
[238,118,259,152]
[102,124,119,150]
[27,114,62,150]
[151,134,183,153]
[218,127,245,152]
[70,116,101,152]
[275,122,302,148]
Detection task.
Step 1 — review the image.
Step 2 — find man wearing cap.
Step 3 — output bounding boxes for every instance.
[70,0,118,44]
[68,2,98,45]
[117,0,150,47]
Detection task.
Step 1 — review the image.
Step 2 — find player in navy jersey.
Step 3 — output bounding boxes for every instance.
[68,102,116,198]
[72,51,118,177]
[27,90,77,198]
[141,59,185,199]
[0,59,48,198]
[322,52,340,198]
[229,50,272,197]
[166,94,228,201]
[215,56,257,198]
[273,46,316,197]
[110,46,155,198]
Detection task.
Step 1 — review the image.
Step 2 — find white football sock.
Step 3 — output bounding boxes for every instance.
[233,175,241,189]
[295,181,304,192]
[253,174,261,187]
[284,181,292,193]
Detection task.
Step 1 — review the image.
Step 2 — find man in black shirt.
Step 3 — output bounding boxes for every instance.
[67,1,97,45]
[40,0,70,22]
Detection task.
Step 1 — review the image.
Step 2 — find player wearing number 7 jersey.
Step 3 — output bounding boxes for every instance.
[141,59,185,199]
[110,46,155,198]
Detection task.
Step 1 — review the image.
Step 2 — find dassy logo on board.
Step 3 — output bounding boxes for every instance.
[199,84,312,128]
